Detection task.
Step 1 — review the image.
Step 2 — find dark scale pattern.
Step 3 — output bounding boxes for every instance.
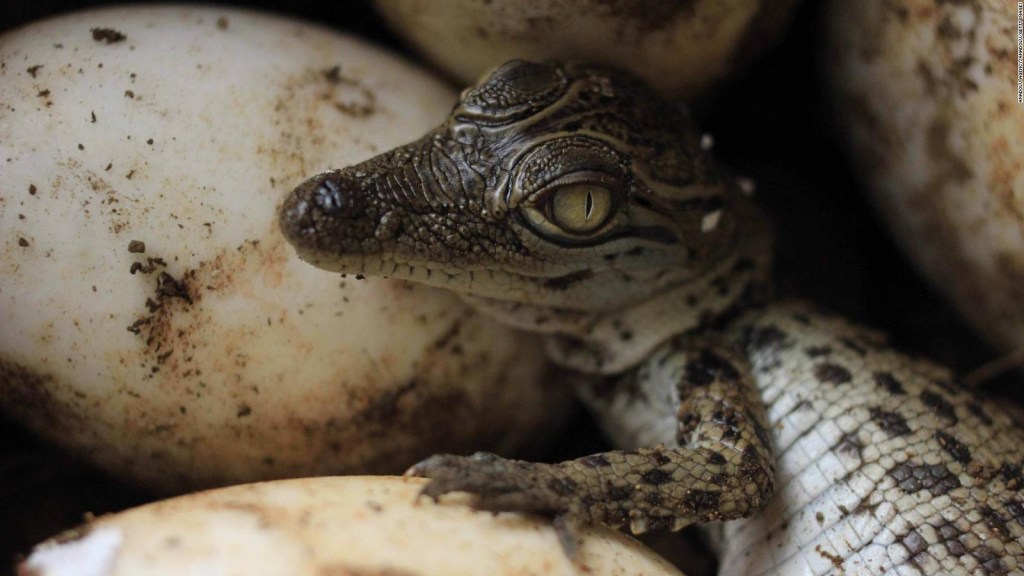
[1006,499,1024,527]
[901,530,928,555]
[968,401,995,426]
[920,389,959,424]
[935,431,972,465]
[973,545,1010,576]
[999,464,1023,490]
[813,363,852,385]
[805,345,833,358]
[890,462,961,497]
[869,407,913,437]
[718,302,1024,575]
[873,371,906,396]
[981,505,1010,538]
[934,518,969,558]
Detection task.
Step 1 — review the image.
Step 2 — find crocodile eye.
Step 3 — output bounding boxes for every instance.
[549,184,613,234]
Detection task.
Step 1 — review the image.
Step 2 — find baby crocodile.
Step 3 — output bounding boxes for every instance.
[279,61,1024,575]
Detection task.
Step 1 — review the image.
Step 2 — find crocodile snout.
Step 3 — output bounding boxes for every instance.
[278,170,368,252]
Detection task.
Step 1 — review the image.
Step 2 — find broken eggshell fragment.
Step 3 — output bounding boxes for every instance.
[0,6,565,492]
[20,476,686,576]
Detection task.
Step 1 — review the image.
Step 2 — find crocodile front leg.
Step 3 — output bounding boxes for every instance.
[409,339,775,537]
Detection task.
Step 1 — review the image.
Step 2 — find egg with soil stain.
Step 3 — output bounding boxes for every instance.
[374,0,802,99]
[20,476,685,576]
[0,6,566,492]
[827,0,1024,355]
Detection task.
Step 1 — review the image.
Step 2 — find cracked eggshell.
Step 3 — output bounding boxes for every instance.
[0,6,565,492]
[374,0,802,99]
[827,0,1024,352]
[20,476,685,576]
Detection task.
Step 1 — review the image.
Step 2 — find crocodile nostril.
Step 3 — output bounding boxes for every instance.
[313,177,349,215]
[279,170,366,246]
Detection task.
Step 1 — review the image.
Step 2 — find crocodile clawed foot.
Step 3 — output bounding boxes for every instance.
[406,451,566,516]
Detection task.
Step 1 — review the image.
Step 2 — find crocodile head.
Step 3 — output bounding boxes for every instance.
[279,60,763,311]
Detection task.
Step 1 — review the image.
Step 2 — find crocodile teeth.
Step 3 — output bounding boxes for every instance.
[629,515,649,535]
[671,517,690,532]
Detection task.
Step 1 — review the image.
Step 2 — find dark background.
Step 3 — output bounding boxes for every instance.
[0,1,1008,574]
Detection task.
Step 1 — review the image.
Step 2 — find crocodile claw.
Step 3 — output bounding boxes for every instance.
[406,452,566,515]
[408,452,586,557]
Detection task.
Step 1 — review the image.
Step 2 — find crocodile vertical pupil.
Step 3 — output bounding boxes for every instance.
[550,184,612,234]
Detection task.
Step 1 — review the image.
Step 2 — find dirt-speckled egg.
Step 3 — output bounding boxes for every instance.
[827,0,1024,353]
[0,6,567,492]
[374,0,802,99]
[20,476,684,576]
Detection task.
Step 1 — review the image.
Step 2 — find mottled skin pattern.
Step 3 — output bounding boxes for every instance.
[279,61,1024,574]
[707,306,1024,574]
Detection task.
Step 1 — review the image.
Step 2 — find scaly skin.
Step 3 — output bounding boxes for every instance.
[279,61,1024,575]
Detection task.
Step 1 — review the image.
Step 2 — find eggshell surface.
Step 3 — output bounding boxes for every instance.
[375,0,801,99]
[827,0,1024,353]
[21,476,685,576]
[0,6,564,492]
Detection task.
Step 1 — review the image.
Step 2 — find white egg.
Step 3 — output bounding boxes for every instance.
[827,0,1024,353]
[375,0,802,99]
[0,6,567,492]
[21,476,684,576]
